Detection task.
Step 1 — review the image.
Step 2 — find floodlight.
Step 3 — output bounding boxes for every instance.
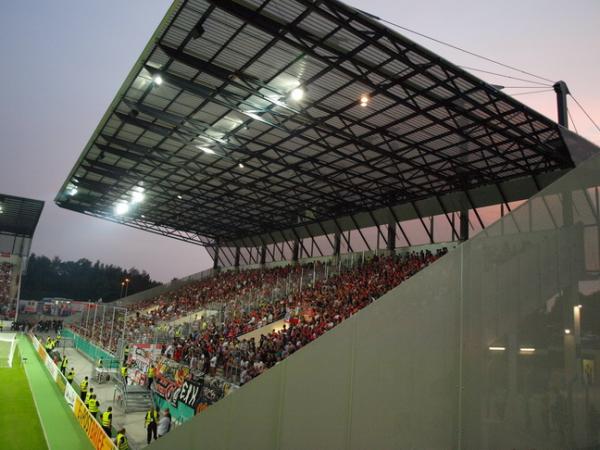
[519,347,535,354]
[153,74,163,85]
[290,87,304,101]
[131,191,145,203]
[197,146,216,154]
[115,202,129,215]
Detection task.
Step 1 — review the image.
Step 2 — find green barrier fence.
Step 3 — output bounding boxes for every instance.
[62,329,120,369]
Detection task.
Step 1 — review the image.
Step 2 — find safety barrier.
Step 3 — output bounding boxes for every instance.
[62,329,119,368]
[29,334,117,450]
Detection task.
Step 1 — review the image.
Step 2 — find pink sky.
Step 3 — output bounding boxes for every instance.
[0,0,598,282]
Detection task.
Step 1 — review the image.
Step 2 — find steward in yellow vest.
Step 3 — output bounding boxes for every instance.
[147,366,155,390]
[101,407,113,437]
[85,388,94,407]
[145,408,159,444]
[116,428,129,450]
[121,365,128,386]
[79,376,89,401]
[88,395,100,418]
[60,355,68,374]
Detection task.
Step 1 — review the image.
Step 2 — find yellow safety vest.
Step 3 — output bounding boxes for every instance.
[67,371,74,382]
[121,367,127,377]
[101,411,112,427]
[61,358,68,368]
[88,398,99,413]
[80,379,88,392]
[116,433,129,450]
[147,367,155,379]
[145,410,158,426]
[85,392,92,406]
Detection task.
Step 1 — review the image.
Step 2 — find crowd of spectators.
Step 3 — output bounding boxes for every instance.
[70,249,447,386]
[9,320,31,332]
[36,319,63,334]
[70,264,312,352]
[156,250,446,384]
[0,263,14,319]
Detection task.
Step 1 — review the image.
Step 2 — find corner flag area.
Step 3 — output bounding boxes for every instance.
[0,335,92,450]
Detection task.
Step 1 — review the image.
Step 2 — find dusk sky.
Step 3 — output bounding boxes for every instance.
[1,1,598,283]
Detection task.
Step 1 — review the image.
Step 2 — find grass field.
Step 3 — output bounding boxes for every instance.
[0,341,48,450]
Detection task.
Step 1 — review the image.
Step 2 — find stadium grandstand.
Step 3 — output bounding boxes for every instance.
[0,194,44,322]
[49,0,600,449]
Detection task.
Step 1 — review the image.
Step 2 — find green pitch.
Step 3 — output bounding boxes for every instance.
[0,336,93,450]
[0,341,48,450]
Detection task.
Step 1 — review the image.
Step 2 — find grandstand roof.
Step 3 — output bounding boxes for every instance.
[56,0,596,247]
[0,194,44,238]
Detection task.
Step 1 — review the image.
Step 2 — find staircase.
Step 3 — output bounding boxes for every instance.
[113,382,154,413]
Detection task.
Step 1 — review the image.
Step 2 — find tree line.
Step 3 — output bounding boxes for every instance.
[21,254,161,302]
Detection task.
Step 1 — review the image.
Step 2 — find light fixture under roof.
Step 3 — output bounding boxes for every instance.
[131,191,145,204]
[114,202,129,216]
[197,146,216,155]
[360,94,369,107]
[238,162,244,168]
[66,183,78,196]
[153,74,163,85]
[131,186,145,203]
[519,347,536,354]
[290,87,304,101]
[177,195,183,200]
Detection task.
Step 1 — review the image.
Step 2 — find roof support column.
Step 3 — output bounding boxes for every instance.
[460,208,469,241]
[212,244,220,270]
[386,224,396,253]
[553,81,570,128]
[260,245,267,266]
[292,239,299,262]
[234,246,240,268]
[333,231,341,260]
